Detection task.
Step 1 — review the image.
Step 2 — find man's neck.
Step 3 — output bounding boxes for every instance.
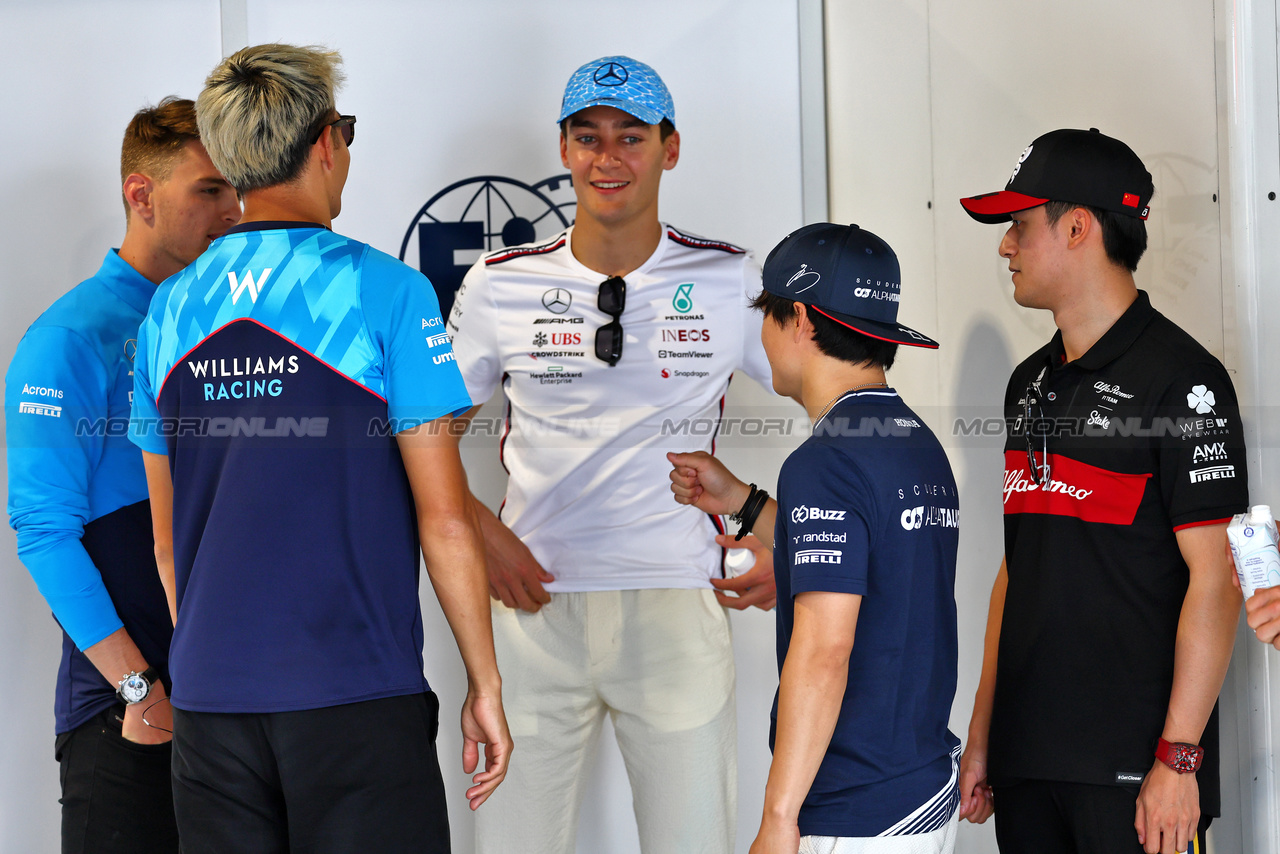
[117,229,177,285]
[239,182,332,229]
[569,215,663,278]
[800,362,889,422]
[1050,269,1139,362]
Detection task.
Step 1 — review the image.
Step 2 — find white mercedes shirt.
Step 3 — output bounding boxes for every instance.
[449,224,774,591]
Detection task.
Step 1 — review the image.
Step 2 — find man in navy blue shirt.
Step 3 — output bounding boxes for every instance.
[6,98,239,853]
[669,223,961,854]
[131,44,510,853]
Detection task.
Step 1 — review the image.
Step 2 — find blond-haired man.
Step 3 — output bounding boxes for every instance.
[129,45,510,853]
[6,97,239,853]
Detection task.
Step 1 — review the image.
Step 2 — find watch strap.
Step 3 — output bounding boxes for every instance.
[117,666,159,704]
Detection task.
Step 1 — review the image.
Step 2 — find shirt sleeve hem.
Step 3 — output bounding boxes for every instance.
[1172,515,1236,532]
[791,578,868,598]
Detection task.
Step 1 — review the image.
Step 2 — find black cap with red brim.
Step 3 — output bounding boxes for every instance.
[960,128,1153,224]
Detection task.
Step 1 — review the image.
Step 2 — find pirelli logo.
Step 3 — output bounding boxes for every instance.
[1189,465,1235,483]
[19,401,62,418]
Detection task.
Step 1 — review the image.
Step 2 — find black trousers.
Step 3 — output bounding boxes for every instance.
[993,780,1211,854]
[171,691,450,854]
[55,705,180,854]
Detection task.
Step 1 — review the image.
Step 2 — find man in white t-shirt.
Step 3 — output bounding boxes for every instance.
[448,55,775,853]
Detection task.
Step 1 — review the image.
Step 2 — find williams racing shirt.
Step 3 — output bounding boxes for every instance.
[130,222,471,713]
[991,290,1249,814]
[448,224,773,591]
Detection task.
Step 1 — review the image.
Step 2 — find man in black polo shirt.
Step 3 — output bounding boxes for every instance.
[956,129,1248,854]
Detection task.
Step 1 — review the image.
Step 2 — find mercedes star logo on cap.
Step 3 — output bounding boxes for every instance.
[593,62,628,86]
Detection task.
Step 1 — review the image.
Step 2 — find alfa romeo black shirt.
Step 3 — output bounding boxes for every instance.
[990,290,1248,815]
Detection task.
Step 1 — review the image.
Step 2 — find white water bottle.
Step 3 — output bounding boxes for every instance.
[1227,505,1280,599]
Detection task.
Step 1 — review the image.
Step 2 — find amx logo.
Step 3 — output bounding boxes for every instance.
[228,268,271,305]
[791,506,847,523]
[787,264,820,294]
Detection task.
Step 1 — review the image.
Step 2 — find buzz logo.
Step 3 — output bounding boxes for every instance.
[228,268,271,305]
[425,333,451,348]
[901,506,925,530]
[854,287,871,298]
[791,505,846,524]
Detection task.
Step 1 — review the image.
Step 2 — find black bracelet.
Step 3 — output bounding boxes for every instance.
[734,486,770,541]
[731,484,758,523]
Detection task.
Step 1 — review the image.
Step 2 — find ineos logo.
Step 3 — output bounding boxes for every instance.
[542,288,572,314]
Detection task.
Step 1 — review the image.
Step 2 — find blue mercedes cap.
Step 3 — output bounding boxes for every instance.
[557,55,675,128]
[762,223,938,349]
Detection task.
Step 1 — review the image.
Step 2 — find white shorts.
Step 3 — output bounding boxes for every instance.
[799,809,959,854]
[475,588,737,854]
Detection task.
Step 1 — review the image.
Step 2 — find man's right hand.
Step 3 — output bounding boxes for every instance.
[1246,586,1280,650]
[481,511,555,612]
[667,451,750,517]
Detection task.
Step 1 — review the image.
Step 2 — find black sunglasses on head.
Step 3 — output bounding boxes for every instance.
[1023,369,1051,486]
[594,276,626,366]
[311,114,356,147]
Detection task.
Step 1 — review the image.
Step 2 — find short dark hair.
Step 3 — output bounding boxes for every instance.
[560,116,675,141]
[1043,199,1148,272]
[120,97,201,215]
[751,290,897,370]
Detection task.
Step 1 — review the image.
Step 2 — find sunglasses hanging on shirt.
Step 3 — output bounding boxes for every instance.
[595,276,626,366]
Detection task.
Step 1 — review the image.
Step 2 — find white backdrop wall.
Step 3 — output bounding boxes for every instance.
[825,1,1275,852]
[0,2,806,852]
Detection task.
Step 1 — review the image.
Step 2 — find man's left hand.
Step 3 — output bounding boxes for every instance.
[710,533,776,610]
[1245,587,1280,649]
[1135,760,1199,854]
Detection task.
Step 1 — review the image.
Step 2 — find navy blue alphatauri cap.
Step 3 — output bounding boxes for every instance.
[557,55,675,128]
[762,223,938,349]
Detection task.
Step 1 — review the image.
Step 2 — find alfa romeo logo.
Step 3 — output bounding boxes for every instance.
[594,62,628,86]
[543,288,572,314]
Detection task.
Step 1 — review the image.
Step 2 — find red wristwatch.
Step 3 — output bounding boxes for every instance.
[1155,737,1204,773]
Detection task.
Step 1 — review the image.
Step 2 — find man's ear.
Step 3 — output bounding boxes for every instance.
[315,124,338,172]
[559,131,570,169]
[1065,206,1095,249]
[122,173,155,226]
[792,301,813,343]
[663,129,680,171]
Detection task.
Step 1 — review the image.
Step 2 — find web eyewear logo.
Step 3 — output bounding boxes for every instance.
[672,283,695,313]
[228,268,271,305]
[1010,144,1034,183]
[786,264,820,294]
[543,288,572,314]
[1187,385,1216,415]
[593,62,629,86]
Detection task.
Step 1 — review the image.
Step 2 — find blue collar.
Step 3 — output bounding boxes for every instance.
[96,249,158,316]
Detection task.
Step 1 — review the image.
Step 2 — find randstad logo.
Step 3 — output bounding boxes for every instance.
[228,269,271,305]
[673,283,695,313]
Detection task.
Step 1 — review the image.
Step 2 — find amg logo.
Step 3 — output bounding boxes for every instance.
[228,268,271,305]
[533,317,584,324]
[795,549,841,565]
[18,401,62,418]
[1189,465,1235,483]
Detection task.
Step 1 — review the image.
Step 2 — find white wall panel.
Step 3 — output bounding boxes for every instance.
[0,4,223,851]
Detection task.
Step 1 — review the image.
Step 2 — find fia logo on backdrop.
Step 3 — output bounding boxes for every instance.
[399,175,575,319]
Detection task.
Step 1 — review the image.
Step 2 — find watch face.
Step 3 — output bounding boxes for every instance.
[120,674,149,704]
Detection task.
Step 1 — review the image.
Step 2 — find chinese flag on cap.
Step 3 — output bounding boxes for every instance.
[1122,192,1141,208]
